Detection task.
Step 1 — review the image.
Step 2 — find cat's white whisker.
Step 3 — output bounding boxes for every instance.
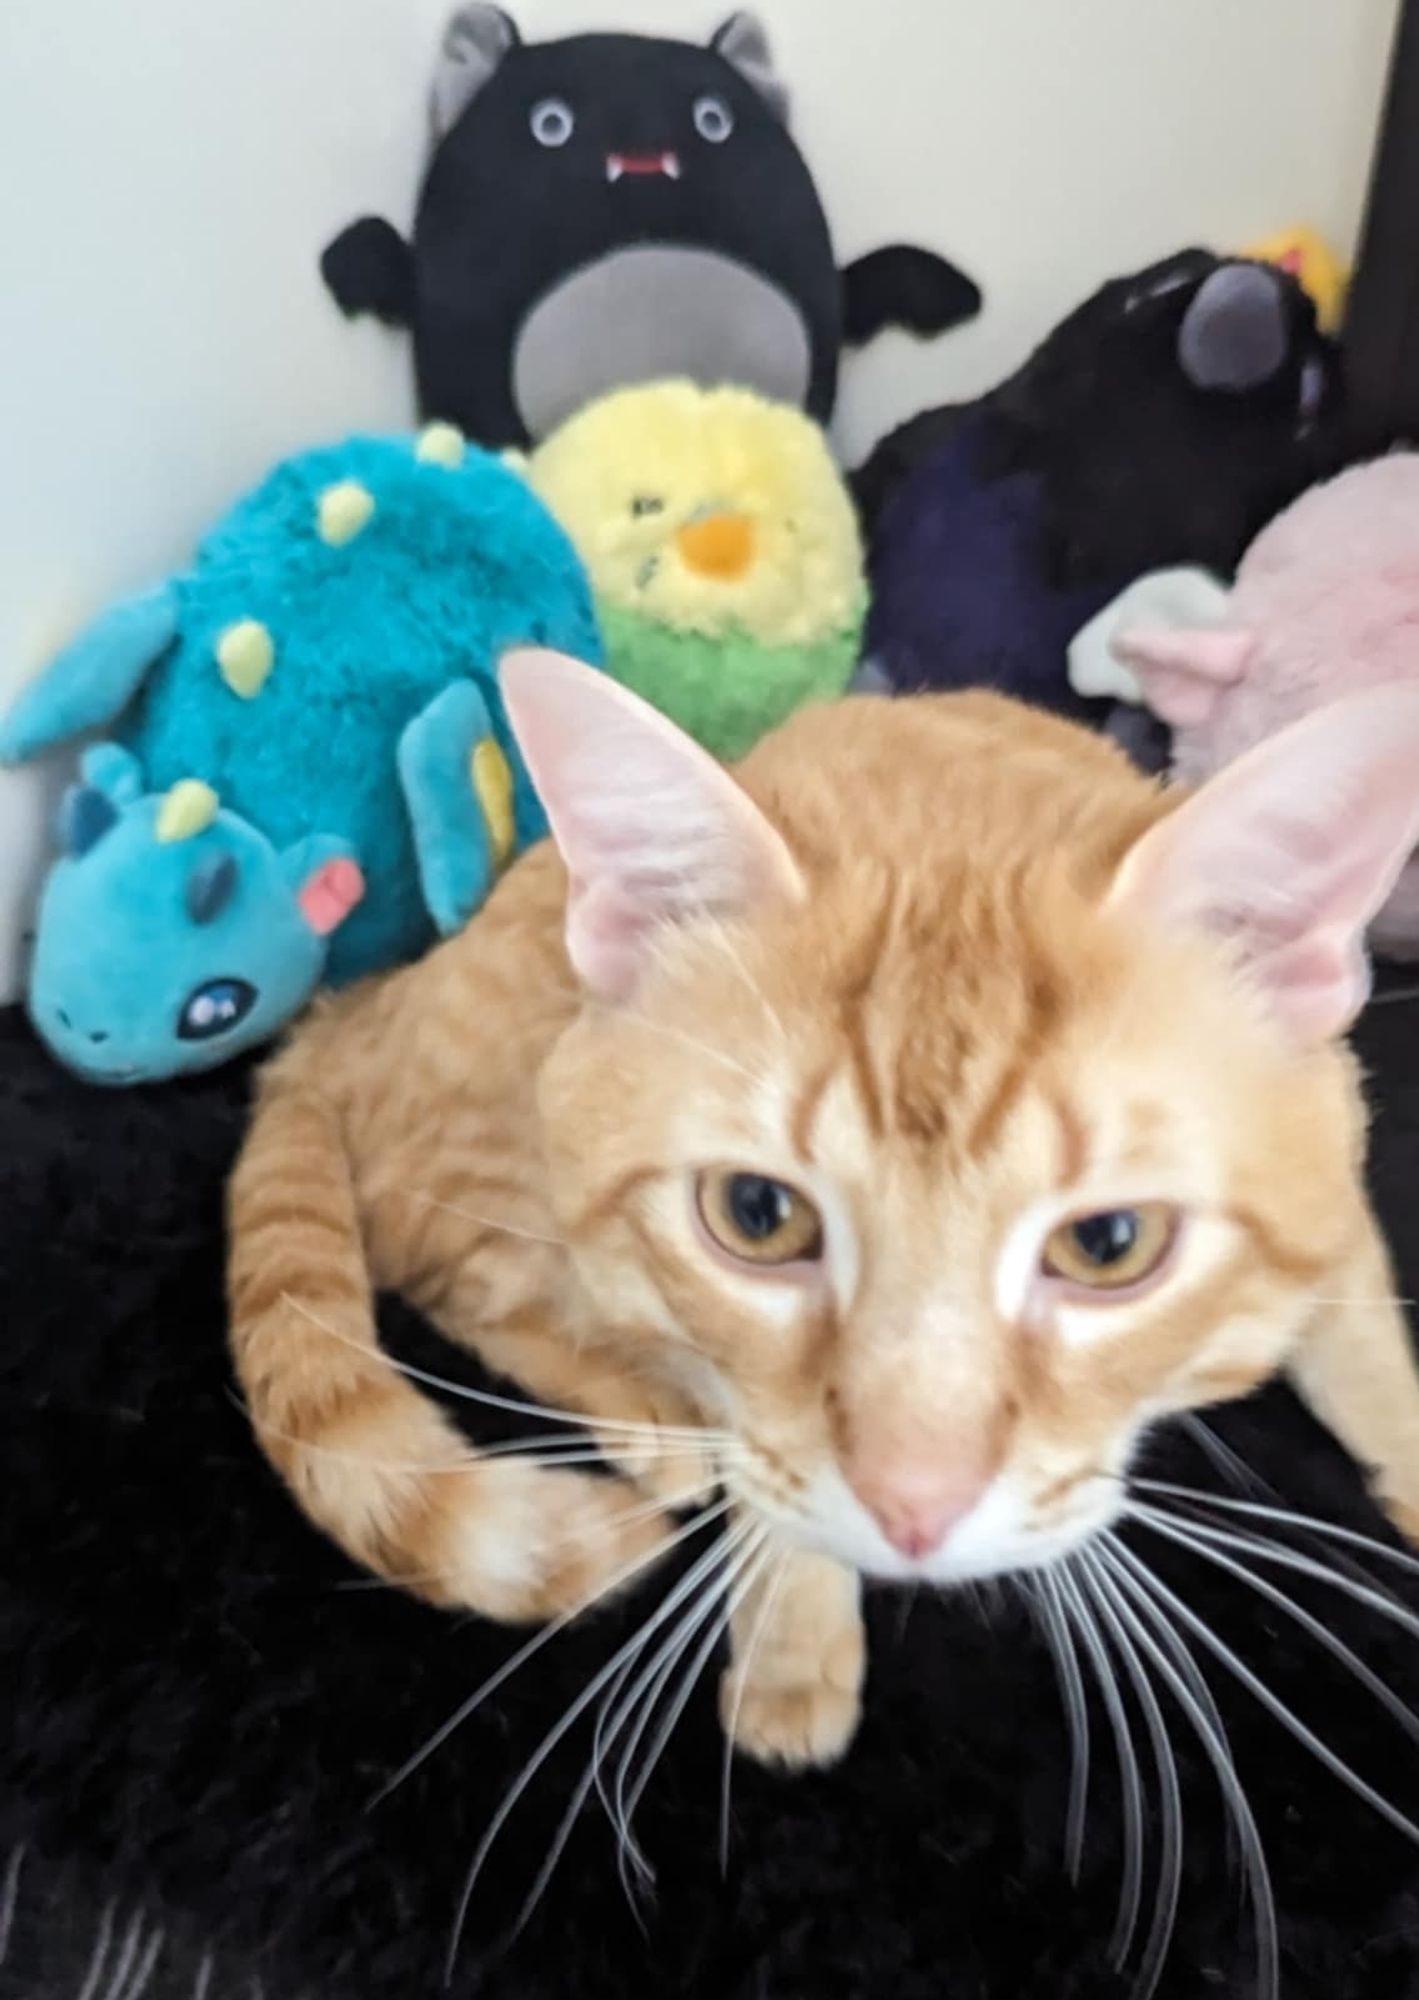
[94,1909,145,2000]
[1031,1569,1091,1883]
[226,1390,730,1485]
[1053,1563,1146,1968]
[371,1498,733,1809]
[590,1520,762,1817]
[1134,1480,1419,1583]
[619,1528,779,1872]
[282,1291,733,1445]
[720,1549,792,1875]
[1101,1536,1419,1848]
[603,1528,779,1904]
[586,1518,764,1886]
[1130,1507,1419,1745]
[1079,1557,1183,2000]
[618,1012,764,1087]
[1089,1542,1279,2000]
[709,927,788,1042]
[1307,1296,1417,1308]
[446,1520,756,1973]
[1174,1414,1274,1500]
[399,1187,568,1247]
[498,1524,762,1945]
[1095,1544,1237,1874]
[501,1526,754,1930]
[1131,1501,1419,1638]
[0,1844,24,1969]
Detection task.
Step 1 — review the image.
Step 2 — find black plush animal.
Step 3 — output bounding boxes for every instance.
[322,7,982,447]
[853,249,1349,757]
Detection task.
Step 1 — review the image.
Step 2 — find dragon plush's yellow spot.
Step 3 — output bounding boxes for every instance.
[316,480,376,547]
[416,422,466,470]
[156,779,219,844]
[471,738,514,867]
[215,618,274,699]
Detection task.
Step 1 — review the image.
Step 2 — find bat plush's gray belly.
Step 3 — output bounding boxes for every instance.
[512,244,813,438]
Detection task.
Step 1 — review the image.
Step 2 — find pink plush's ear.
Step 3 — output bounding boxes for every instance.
[1113,627,1256,730]
[1109,688,1419,1043]
[501,649,804,1000]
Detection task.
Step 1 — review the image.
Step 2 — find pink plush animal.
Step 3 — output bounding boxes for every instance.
[1069,454,1419,958]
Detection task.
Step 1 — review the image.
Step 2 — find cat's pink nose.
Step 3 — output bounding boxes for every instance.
[853,1462,989,1560]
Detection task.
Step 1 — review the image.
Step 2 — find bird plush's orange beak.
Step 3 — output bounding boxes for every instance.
[676,510,756,580]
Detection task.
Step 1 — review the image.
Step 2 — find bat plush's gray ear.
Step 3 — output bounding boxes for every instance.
[710,12,790,122]
[431,5,521,140]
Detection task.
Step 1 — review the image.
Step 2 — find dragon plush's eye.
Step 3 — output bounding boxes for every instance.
[530,97,575,147]
[177,977,257,1042]
[694,94,734,143]
[1041,1205,1177,1293]
[696,1169,823,1267]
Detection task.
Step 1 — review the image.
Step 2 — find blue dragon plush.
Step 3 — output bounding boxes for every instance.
[0,426,601,1083]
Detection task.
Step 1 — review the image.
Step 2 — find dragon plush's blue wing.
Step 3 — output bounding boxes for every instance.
[0,582,178,764]
[398,679,511,938]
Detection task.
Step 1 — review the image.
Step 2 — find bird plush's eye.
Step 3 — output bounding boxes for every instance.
[177,977,257,1042]
[631,495,664,518]
[530,98,575,147]
[1041,1205,1177,1294]
[696,1169,823,1267]
[694,95,734,143]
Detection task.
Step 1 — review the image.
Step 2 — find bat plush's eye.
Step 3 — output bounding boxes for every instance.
[694,95,734,144]
[530,98,575,148]
[177,977,257,1042]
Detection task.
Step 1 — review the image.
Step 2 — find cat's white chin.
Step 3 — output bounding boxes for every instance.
[746,1464,1125,1587]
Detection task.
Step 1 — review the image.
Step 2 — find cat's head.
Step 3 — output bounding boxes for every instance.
[505,653,1419,1585]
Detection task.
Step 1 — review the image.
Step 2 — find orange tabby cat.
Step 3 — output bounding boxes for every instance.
[228,655,1419,1767]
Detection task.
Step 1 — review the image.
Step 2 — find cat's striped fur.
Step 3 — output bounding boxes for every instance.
[229,663,1419,1764]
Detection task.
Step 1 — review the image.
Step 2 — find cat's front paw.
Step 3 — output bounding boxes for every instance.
[720,1548,865,1768]
[722,1671,862,1770]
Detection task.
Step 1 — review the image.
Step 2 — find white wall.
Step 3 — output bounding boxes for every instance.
[0,0,1399,999]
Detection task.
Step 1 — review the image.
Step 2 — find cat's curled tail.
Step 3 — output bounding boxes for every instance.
[226,1065,668,1621]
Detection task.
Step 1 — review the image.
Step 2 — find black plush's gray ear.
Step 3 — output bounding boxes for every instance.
[431,4,521,140]
[1176,263,1290,393]
[710,12,790,122]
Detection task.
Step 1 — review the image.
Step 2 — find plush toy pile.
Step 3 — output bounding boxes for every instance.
[9,11,1419,2000]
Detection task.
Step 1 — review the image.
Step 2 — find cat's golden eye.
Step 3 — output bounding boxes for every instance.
[696,1170,823,1267]
[1041,1204,1177,1292]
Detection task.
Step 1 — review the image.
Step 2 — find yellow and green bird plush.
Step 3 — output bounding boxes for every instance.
[525,380,867,761]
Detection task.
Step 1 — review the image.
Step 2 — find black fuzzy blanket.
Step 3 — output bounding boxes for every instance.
[3,990,1419,2000]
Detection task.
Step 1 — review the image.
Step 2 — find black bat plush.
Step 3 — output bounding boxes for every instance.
[321,7,982,447]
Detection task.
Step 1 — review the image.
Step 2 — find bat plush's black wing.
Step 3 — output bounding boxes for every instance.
[320,217,416,327]
[842,245,982,347]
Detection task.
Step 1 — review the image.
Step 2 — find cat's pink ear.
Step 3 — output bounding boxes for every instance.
[501,649,804,1000]
[1109,688,1419,1043]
